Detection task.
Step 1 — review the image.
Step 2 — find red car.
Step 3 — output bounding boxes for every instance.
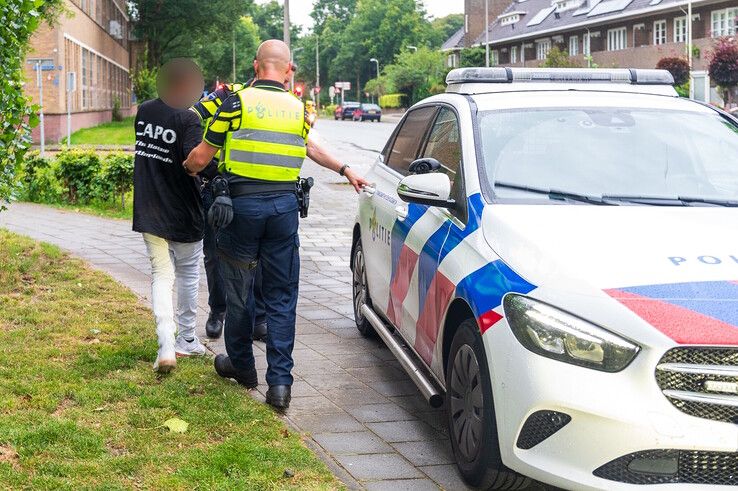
[352,103,382,122]
[334,102,360,120]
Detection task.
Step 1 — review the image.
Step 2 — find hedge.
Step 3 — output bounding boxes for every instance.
[379,94,406,109]
[17,150,134,208]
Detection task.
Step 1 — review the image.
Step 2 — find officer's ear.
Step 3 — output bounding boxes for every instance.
[253,59,259,75]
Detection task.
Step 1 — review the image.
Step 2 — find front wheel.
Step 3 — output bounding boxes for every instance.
[351,239,374,337]
[446,319,530,490]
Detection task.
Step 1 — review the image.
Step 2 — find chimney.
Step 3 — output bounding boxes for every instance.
[464,0,515,48]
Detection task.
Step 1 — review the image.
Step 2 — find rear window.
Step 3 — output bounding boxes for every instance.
[363,104,380,110]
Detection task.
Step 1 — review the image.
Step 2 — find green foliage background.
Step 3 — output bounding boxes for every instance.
[0,0,61,204]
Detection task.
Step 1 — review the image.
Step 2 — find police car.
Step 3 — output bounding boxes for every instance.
[351,67,738,490]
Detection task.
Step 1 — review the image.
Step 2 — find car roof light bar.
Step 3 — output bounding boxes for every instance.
[445,67,674,86]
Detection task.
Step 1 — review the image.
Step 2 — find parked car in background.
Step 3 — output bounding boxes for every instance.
[334,102,360,120]
[353,103,382,122]
[353,67,738,490]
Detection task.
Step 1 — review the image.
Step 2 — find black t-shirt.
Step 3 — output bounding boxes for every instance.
[132,99,204,243]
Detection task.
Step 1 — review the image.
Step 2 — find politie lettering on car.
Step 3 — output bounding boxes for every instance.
[351,67,738,490]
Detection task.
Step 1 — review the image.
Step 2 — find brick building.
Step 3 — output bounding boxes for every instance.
[443,0,738,103]
[24,0,134,143]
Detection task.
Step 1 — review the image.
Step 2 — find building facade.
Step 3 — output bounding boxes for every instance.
[25,0,134,143]
[443,0,738,102]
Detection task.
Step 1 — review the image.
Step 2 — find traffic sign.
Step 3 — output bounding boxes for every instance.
[329,86,335,98]
[335,81,351,90]
[314,86,321,94]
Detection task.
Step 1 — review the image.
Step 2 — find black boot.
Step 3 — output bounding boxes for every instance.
[253,321,267,342]
[214,354,258,389]
[265,385,291,411]
[205,312,225,339]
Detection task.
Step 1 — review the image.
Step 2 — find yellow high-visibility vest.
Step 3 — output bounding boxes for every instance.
[219,87,308,182]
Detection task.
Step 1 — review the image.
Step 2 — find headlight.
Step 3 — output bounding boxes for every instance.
[503,294,639,372]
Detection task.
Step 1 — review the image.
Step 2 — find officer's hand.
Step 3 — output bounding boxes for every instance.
[207,195,234,229]
[344,168,370,194]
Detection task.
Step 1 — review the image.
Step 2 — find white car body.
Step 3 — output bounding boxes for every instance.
[353,69,738,489]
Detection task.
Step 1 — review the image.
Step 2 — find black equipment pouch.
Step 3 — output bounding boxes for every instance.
[296,177,314,218]
[211,175,230,198]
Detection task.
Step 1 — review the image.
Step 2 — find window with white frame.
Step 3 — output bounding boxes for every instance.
[653,20,666,45]
[674,16,687,42]
[500,13,521,26]
[537,39,551,60]
[569,35,579,55]
[492,50,500,66]
[712,8,738,37]
[607,27,627,51]
[511,45,518,63]
[583,32,591,55]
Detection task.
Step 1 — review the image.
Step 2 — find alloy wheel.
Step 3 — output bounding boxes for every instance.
[449,344,484,462]
[352,247,368,323]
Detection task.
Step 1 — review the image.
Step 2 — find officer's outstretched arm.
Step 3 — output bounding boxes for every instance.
[306,139,370,193]
[183,141,219,175]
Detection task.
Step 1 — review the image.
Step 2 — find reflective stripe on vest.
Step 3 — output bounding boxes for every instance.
[220,87,307,182]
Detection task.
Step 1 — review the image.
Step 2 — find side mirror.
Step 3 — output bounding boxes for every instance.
[397,173,455,209]
[409,158,441,175]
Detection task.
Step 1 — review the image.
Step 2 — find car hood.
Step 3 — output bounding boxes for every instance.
[483,205,738,345]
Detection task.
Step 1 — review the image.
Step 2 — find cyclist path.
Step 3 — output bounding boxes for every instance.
[0,163,480,491]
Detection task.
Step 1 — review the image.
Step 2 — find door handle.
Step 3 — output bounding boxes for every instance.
[395,205,408,221]
[361,184,376,197]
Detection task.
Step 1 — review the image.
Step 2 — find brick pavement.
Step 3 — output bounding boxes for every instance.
[0,159,481,491]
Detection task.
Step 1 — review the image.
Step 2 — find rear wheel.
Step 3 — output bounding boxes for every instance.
[446,319,530,490]
[351,239,374,337]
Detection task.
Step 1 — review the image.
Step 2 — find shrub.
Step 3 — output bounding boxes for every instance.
[542,46,580,68]
[656,57,690,86]
[708,37,738,105]
[379,93,406,109]
[99,153,134,208]
[55,150,101,204]
[132,66,158,103]
[17,151,62,203]
[322,104,337,117]
[112,97,123,122]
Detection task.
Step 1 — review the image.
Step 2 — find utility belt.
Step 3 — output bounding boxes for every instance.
[211,175,314,218]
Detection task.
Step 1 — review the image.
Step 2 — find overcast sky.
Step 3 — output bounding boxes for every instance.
[256,0,464,29]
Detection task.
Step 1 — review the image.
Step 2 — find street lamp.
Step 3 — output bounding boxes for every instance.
[370,57,379,77]
[485,0,490,67]
[406,45,418,52]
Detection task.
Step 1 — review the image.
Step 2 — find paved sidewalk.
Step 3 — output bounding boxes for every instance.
[0,162,478,491]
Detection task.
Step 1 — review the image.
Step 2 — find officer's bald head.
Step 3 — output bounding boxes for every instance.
[255,40,292,84]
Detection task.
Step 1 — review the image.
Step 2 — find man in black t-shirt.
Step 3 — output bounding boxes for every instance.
[133,61,207,373]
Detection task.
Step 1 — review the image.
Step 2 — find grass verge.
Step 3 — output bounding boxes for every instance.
[34,196,134,221]
[61,117,135,146]
[0,230,339,490]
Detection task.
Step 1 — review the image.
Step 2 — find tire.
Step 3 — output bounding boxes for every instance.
[351,239,375,337]
[334,115,338,120]
[377,117,381,123]
[446,319,531,490]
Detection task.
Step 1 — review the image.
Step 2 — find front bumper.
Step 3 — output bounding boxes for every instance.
[484,320,738,490]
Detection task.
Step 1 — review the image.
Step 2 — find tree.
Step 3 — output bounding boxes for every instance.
[542,46,580,68]
[460,47,486,67]
[129,0,252,68]
[1,0,61,204]
[310,0,357,35]
[656,57,690,86]
[252,0,301,45]
[384,47,446,104]
[428,14,464,48]
[708,37,738,106]
[192,16,261,83]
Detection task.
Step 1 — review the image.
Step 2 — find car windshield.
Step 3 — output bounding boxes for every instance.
[479,107,738,204]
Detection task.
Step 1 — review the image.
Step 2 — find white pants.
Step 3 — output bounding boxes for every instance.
[142,233,203,352]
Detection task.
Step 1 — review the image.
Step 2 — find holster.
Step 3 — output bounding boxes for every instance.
[296,177,314,218]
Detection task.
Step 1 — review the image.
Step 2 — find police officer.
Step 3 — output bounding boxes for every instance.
[190,82,269,342]
[183,40,368,410]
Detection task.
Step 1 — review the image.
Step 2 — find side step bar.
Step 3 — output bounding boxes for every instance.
[361,304,444,408]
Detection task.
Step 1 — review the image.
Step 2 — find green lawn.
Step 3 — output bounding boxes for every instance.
[62,117,135,146]
[45,195,134,221]
[0,230,339,490]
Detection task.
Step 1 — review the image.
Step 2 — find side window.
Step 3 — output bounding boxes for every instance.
[385,106,438,175]
[422,107,462,186]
